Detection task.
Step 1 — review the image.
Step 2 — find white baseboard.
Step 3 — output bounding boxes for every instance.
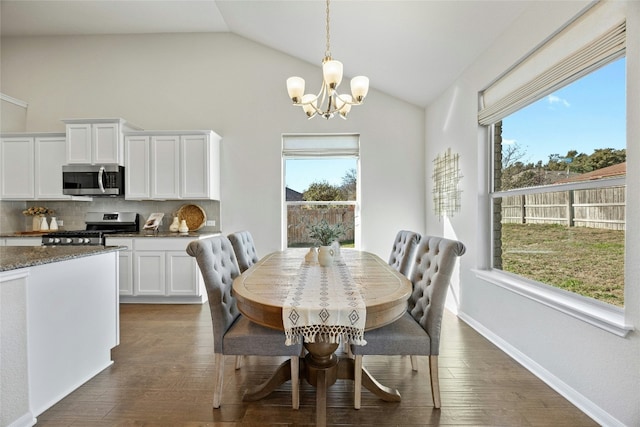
[6,412,36,427]
[457,312,625,427]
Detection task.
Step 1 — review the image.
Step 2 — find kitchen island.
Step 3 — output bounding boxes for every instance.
[1,245,122,427]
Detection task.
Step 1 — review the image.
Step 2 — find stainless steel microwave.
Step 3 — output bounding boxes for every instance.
[62,164,125,196]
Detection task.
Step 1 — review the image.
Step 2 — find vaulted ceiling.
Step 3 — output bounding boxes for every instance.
[0,0,534,107]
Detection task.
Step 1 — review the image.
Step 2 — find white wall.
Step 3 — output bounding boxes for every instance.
[425,1,639,426]
[0,32,425,258]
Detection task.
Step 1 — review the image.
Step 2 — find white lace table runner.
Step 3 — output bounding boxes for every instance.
[283,258,367,346]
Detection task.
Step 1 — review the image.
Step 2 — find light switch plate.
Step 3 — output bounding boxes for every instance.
[206,220,216,226]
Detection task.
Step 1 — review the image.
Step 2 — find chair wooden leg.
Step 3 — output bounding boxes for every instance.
[291,356,300,409]
[212,353,225,408]
[410,355,419,371]
[429,355,441,408]
[354,355,363,409]
[235,355,243,370]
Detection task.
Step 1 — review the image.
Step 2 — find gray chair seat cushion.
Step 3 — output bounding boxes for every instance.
[351,312,431,356]
[224,315,300,356]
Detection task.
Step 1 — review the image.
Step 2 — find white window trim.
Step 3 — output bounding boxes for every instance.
[473,268,633,337]
[281,133,361,250]
[486,132,631,337]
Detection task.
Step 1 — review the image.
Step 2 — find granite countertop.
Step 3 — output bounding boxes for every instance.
[0,231,220,238]
[0,245,125,272]
[107,231,219,238]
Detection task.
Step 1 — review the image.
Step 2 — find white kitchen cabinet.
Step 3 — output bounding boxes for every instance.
[0,135,34,199]
[106,236,211,303]
[35,135,69,199]
[124,135,150,199]
[0,133,69,200]
[124,130,220,200]
[63,118,141,165]
[150,135,180,199]
[107,238,133,296]
[134,251,166,296]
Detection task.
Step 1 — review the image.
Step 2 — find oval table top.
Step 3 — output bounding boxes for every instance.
[232,248,412,332]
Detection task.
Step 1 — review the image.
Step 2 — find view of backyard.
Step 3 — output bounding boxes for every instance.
[501,223,624,307]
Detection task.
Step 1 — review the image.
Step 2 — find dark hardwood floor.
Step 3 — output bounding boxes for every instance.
[37,304,597,426]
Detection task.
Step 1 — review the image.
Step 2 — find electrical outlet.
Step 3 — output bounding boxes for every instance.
[206,220,216,227]
[58,220,64,227]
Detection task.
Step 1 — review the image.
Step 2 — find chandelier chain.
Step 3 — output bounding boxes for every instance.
[325,0,331,59]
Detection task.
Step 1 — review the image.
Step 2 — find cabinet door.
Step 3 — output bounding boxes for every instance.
[35,136,70,200]
[134,251,166,296]
[166,251,199,296]
[118,251,133,296]
[125,135,150,199]
[93,122,120,164]
[150,135,180,199]
[1,137,35,199]
[181,134,209,199]
[66,123,92,164]
[106,238,134,296]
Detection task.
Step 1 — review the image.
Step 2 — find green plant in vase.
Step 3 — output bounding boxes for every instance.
[307,219,347,246]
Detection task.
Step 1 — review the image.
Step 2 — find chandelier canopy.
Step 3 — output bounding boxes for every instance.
[286,0,369,120]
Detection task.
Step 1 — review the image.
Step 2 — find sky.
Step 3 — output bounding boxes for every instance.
[286,158,356,193]
[285,57,626,193]
[502,57,626,165]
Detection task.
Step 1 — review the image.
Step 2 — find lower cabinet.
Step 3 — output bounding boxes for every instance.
[106,237,209,304]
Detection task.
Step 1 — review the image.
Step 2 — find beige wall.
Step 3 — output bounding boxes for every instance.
[0,32,425,257]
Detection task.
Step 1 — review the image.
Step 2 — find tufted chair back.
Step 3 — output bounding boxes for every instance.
[186,236,241,353]
[407,235,466,355]
[228,231,260,273]
[388,230,421,277]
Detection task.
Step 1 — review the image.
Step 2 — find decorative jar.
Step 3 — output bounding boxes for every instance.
[318,246,334,267]
[169,216,180,232]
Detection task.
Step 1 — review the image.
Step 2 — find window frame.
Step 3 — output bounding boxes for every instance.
[476,123,632,337]
[281,134,361,250]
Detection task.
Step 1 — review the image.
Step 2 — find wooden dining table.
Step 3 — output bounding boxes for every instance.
[232,248,412,426]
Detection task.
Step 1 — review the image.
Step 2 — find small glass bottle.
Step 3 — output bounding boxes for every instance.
[40,216,49,231]
[49,217,59,230]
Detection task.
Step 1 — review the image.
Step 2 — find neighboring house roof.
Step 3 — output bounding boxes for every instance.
[555,162,626,183]
[286,187,304,201]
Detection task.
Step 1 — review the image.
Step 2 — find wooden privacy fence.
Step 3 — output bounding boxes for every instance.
[287,205,355,246]
[501,186,625,230]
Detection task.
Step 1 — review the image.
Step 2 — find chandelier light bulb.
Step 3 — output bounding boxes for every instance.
[322,60,343,90]
[351,76,369,103]
[301,94,318,118]
[287,77,305,103]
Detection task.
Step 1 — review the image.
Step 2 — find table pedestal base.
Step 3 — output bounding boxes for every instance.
[243,341,401,427]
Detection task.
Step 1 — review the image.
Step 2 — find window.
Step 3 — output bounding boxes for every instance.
[476,10,632,335]
[282,134,359,249]
[490,57,626,308]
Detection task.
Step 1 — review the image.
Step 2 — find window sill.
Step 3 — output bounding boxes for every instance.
[473,269,634,337]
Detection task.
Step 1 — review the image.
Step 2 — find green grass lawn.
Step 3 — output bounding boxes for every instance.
[501,223,625,307]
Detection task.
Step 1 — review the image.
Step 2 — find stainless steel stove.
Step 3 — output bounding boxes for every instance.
[42,212,140,246]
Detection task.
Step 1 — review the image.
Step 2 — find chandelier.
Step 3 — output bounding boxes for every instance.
[286,0,369,120]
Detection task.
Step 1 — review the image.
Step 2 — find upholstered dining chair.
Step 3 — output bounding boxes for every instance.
[228,230,259,273]
[350,235,466,409]
[388,230,421,277]
[186,236,302,409]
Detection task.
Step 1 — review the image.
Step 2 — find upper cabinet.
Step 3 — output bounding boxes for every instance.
[63,118,141,165]
[124,130,220,200]
[0,133,70,200]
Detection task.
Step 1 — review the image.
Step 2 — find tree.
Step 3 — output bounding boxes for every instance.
[303,181,342,201]
[339,168,357,200]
